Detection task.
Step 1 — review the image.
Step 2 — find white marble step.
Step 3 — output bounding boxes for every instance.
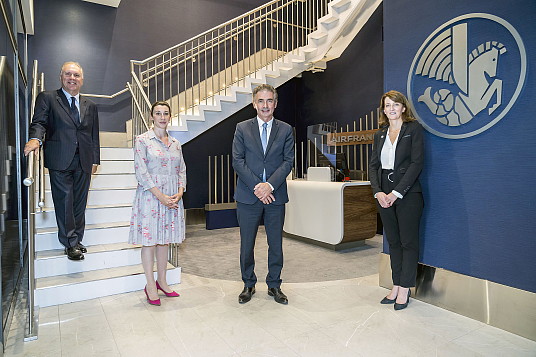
[35,242,141,278]
[100,147,133,161]
[35,204,132,229]
[39,187,136,208]
[35,264,181,307]
[35,222,130,252]
[95,160,134,174]
[44,173,138,190]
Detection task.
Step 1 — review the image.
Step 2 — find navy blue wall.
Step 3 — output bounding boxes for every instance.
[384,0,536,292]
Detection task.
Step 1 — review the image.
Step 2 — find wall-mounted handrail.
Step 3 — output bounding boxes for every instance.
[81,87,129,99]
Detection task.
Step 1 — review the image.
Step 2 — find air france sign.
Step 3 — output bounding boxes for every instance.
[407,13,526,139]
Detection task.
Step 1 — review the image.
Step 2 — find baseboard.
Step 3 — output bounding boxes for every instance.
[379,253,536,341]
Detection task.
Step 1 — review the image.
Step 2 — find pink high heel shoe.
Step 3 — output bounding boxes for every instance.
[144,286,161,306]
[156,280,180,297]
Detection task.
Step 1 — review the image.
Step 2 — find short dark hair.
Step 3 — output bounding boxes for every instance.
[252,84,278,102]
[378,90,416,127]
[151,101,171,116]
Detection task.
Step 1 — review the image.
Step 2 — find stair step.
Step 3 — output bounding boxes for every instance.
[40,187,136,207]
[35,204,132,229]
[44,173,138,190]
[36,222,130,252]
[35,264,181,307]
[95,160,134,174]
[35,242,141,278]
[331,0,352,12]
[320,15,339,29]
[101,147,133,160]
[309,31,328,44]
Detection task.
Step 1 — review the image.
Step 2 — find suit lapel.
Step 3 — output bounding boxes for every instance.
[79,96,88,124]
[250,118,264,155]
[56,89,80,126]
[265,119,279,156]
[394,123,408,167]
[377,127,388,162]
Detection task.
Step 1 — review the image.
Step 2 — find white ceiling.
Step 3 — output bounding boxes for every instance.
[82,0,122,7]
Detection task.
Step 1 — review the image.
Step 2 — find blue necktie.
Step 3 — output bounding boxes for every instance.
[261,123,268,153]
[70,96,80,122]
[261,122,268,181]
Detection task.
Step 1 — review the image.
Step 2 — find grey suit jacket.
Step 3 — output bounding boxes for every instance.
[29,89,100,173]
[368,120,424,196]
[232,117,294,205]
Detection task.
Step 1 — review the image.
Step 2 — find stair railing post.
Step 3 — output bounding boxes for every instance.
[23,150,39,341]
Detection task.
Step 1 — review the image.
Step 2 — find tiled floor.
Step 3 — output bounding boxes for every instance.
[4,273,536,356]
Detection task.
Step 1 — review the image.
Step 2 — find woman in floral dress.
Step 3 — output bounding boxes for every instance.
[129,101,186,306]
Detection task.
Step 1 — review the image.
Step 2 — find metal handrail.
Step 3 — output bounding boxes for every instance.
[132,0,298,65]
[24,59,44,342]
[81,87,129,99]
[130,0,329,132]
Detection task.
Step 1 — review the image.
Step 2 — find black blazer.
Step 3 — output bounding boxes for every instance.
[232,117,294,205]
[369,121,424,196]
[29,89,100,173]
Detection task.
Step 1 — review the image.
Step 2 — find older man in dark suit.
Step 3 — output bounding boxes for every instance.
[232,84,294,304]
[24,62,100,261]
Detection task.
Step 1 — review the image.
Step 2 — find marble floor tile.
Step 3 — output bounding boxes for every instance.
[4,273,536,357]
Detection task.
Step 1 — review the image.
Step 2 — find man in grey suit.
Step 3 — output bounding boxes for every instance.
[232,84,294,304]
[24,62,100,261]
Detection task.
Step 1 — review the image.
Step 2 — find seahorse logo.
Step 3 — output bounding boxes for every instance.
[407,14,526,139]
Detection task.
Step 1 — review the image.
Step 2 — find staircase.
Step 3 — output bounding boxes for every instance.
[30,0,381,307]
[129,0,382,145]
[33,147,181,307]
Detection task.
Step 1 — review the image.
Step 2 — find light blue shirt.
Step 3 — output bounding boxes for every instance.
[62,88,80,113]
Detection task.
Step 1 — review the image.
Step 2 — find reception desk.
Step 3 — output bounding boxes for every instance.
[283,180,377,249]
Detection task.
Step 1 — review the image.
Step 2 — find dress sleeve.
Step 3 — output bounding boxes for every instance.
[177,142,187,192]
[133,135,156,191]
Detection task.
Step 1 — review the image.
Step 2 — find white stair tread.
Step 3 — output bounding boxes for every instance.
[40,202,132,212]
[36,221,130,235]
[36,242,138,259]
[36,262,175,289]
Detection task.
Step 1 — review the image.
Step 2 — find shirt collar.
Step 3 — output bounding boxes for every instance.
[62,88,79,102]
[148,129,176,144]
[257,117,274,128]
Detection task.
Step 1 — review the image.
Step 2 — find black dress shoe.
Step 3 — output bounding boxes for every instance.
[380,296,396,304]
[394,289,411,311]
[268,287,288,305]
[77,243,87,253]
[239,286,255,304]
[65,246,84,261]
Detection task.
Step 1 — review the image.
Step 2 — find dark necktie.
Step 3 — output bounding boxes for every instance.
[70,96,80,122]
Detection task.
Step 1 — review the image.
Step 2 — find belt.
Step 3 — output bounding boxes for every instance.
[382,169,394,182]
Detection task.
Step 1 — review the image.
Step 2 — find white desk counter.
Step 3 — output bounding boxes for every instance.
[284,180,377,248]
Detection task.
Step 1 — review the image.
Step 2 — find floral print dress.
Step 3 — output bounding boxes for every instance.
[128,130,186,246]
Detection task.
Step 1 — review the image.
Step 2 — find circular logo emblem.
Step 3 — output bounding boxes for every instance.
[407,13,527,139]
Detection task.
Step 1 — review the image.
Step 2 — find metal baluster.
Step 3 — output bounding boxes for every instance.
[220,155,224,204]
[227,155,231,203]
[208,156,212,204]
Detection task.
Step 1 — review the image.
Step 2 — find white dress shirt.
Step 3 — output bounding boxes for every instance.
[380,127,403,199]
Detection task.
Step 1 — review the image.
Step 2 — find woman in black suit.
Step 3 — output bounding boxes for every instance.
[369,90,424,310]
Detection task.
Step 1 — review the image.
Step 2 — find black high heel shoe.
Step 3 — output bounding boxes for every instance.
[380,296,396,304]
[394,289,411,311]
